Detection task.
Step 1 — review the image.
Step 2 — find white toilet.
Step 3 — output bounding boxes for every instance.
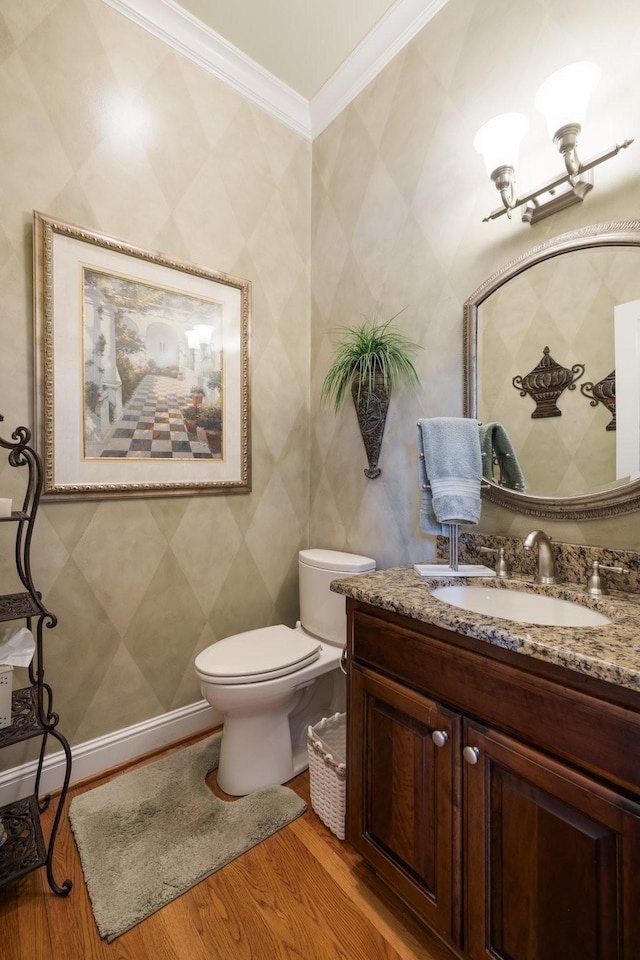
[194,548,375,795]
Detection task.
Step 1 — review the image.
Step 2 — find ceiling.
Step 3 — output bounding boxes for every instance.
[176,0,399,100]
[104,0,449,137]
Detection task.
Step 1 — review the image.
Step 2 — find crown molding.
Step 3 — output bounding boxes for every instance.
[310,0,449,137]
[102,0,448,141]
[102,0,311,137]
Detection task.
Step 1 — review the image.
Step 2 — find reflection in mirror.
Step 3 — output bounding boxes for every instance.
[464,222,640,519]
[615,298,640,479]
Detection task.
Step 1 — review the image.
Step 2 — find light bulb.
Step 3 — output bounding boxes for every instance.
[194,324,214,346]
[474,113,529,176]
[535,62,601,137]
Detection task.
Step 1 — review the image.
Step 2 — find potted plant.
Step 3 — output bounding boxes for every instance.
[196,403,223,456]
[181,404,201,436]
[321,310,421,478]
[207,371,222,393]
[190,384,205,409]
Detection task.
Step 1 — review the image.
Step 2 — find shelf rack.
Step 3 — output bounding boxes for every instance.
[0,416,72,896]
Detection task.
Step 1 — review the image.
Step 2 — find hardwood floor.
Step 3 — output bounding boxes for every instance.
[0,730,456,960]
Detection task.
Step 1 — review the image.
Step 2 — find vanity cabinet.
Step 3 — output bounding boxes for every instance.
[349,663,462,943]
[346,599,640,960]
[0,421,72,896]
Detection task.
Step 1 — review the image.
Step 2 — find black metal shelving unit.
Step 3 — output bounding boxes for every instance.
[0,416,72,896]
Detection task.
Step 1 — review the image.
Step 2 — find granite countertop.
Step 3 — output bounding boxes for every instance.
[332,566,640,694]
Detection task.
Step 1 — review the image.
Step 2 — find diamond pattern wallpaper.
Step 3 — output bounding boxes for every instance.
[309,0,640,560]
[0,0,310,757]
[1,0,640,766]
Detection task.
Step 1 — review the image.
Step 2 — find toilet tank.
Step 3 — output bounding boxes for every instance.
[299,549,376,646]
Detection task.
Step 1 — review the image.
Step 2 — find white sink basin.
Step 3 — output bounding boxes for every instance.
[431,585,611,627]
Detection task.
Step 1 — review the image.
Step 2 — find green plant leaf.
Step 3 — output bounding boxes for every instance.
[320,309,421,413]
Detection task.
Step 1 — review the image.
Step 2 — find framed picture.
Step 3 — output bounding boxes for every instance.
[33,212,251,500]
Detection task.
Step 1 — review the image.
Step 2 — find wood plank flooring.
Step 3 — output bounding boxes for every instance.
[0,730,457,960]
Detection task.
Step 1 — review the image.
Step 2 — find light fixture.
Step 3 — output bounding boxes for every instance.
[193,324,213,346]
[473,113,529,213]
[475,62,633,224]
[184,329,200,350]
[185,324,214,358]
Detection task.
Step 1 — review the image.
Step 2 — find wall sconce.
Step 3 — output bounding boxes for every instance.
[184,329,200,351]
[185,324,214,357]
[474,62,633,224]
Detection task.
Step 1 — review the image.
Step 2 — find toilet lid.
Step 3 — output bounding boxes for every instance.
[194,625,322,684]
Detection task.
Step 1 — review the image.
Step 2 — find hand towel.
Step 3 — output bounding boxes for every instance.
[417,417,482,536]
[479,422,526,492]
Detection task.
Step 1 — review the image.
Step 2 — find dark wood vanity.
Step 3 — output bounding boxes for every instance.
[345,594,640,960]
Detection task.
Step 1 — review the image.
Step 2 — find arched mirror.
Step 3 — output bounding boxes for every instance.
[464,221,640,519]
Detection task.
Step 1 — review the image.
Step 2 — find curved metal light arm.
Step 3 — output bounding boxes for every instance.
[483,138,633,223]
[491,165,517,215]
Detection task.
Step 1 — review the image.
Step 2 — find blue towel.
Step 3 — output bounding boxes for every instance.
[417,417,482,535]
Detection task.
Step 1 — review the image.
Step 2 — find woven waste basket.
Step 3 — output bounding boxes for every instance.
[307,711,346,840]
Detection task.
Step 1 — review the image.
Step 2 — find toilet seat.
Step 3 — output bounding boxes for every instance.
[195,625,322,684]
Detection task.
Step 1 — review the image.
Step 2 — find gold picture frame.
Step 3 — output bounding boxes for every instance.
[33,212,250,500]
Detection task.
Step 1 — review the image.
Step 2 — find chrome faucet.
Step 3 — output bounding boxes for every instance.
[523,530,559,584]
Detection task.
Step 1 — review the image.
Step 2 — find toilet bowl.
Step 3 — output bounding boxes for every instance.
[194,548,375,795]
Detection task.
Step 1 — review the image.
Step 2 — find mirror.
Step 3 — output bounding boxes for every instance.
[464,221,640,519]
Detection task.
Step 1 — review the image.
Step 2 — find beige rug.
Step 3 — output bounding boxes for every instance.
[68,733,306,941]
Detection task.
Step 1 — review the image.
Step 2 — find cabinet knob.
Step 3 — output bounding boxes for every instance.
[463,745,480,765]
[340,648,348,675]
[431,730,448,748]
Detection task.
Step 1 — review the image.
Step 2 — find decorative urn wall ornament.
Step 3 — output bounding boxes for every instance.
[321,311,421,478]
[512,345,585,418]
[580,370,616,430]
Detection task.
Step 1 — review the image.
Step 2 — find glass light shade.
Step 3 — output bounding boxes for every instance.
[473,113,529,176]
[534,62,601,137]
[184,329,199,349]
[193,323,213,346]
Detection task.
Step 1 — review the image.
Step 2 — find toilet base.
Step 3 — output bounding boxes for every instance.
[217,694,297,796]
[213,669,345,796]
[218,737,311,796]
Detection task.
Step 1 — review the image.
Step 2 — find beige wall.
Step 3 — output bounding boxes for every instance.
[310,0,640,564]
[0,0,311,758]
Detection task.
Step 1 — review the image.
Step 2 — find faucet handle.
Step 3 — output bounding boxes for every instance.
[585,560,630,596]
[479,545,510,578]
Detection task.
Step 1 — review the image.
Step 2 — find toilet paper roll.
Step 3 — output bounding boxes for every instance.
[0,499,12,518]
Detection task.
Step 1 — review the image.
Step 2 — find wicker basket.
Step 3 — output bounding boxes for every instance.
[307,712,347,840]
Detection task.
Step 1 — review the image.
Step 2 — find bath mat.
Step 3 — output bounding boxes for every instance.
[68,733,306,942]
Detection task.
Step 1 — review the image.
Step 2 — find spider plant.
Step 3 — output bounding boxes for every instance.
[321,311,421,413]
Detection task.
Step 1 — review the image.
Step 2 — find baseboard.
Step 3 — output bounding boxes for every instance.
[0,700,218,808]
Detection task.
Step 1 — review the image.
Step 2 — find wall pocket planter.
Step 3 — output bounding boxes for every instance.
[351,376,390,479]
[321,311,421,480]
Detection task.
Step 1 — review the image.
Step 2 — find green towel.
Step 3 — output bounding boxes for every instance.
[479,422,526,492]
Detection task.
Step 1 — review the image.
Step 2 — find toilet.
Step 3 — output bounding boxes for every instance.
[194,548,376,795]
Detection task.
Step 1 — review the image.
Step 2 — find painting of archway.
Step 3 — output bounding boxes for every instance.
[33,212,250,499]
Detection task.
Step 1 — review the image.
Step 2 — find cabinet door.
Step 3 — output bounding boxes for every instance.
[348,663,462,943]
[463,720,640,960]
